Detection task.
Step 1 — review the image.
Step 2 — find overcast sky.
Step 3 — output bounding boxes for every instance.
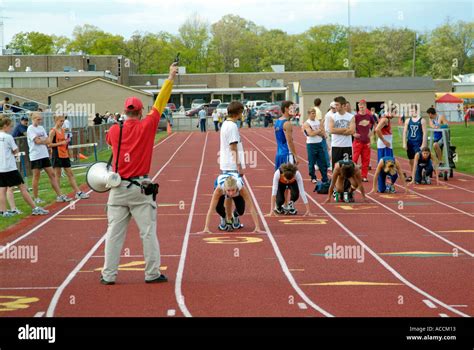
[1,0,472,44]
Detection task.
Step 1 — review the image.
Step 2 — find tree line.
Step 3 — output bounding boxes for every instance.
[7,14,473,79]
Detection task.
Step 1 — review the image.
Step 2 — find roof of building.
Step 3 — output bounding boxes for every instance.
[49,78,152,97]
[300,77,435,93]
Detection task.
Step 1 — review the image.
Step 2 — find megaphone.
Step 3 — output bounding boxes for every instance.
[86,161,122,193]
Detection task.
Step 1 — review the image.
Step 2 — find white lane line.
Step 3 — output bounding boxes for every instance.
[34,312,45,317]
[423,299,437,309]
[90,255,180,258]
[450,305,468,308]
[0,287,58,290]
[298,302,308,310]
[439,313,449,317]
[258,133,474,257]
[46,133,194,317]
[366,195,474,258]
[0,133,177,255]
[175,133,209,318]
[244,175,333,317]
[167,309,176,317]
[443,182,474,194]
[244,132,471,318]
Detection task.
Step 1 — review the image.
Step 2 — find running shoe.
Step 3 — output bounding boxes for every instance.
[34,198,45,204]
[274,207,286,215]
[1,211,14,218]
[7,208,22,215]
[75,191,90,199]
[389,185,396,193]
[286,201,297,215]
[56,195,72,203]
[32,207,49,215]
[425,177,431,185]
[232,213,243,229]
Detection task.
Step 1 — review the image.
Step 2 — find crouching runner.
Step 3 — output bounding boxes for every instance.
[323,160,368,203]
[200,172,263,233]
[268,163,312,216]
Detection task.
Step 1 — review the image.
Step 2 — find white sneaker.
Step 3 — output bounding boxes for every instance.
[1,211,14,218]
[75,191,90,199]
[56,195,72,203]
[34,198,45,204]
[32,207,49,215]
[7,208,22,215]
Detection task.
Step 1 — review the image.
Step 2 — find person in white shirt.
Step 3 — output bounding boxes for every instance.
[219,101,246,175]
[329,96,355,168]
[62,115,74,160]
[268,163,312,216]
[0,116,49,217]
[27,113,72,204]
[303,108,329,184]
[323,102,337,170]
[212,110,219,132]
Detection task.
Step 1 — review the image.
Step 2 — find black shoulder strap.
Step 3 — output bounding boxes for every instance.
[107,122,124,174]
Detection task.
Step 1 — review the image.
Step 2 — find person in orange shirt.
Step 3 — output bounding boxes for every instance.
[49,115,90,199]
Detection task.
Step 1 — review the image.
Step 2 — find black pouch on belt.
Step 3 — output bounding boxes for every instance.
[142,182,160,201]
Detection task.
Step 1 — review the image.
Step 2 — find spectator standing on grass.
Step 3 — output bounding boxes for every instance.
[93,113,102,125]
[12,115,29,138]
[427,107,449,166]
[0,116,49,217]
[303,108,328,184]
[26,112,72,204]
[49,115,89,200]
[329,96,355,168]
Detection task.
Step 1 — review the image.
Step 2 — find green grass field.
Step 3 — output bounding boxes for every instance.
[373,123,474,174]
[0,133,168,232]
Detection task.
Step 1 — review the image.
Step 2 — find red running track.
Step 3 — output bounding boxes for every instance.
[0,129,472,318]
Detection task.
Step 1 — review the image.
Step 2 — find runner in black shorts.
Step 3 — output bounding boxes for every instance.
[0,116,48,217]
[49,115,89,200]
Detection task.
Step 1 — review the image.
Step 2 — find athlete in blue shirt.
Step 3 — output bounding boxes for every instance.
[402,105,426,181]
[274,101,299,170]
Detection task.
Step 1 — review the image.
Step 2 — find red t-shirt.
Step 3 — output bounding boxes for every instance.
[106,107,160,178]
[354,112,374,144]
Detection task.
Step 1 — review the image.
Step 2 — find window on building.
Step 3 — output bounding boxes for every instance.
[0,78,12,88]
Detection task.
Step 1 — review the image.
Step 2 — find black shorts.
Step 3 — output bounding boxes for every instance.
[31,157,52,170]
[407,143,421,160]
[331,147,353,168]
[52,157,71,168]
[0,170,24,187]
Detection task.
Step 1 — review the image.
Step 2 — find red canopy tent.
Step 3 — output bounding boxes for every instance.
[435,93,464,121]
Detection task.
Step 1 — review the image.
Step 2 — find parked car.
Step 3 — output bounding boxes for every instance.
[21,101,39,111]
[208,99,221,114]
[257,103,281,119]
[185,103,210,117]
[166,103,177,112]
[191,99,206,109]
[158,113,168,131]
[216,102,230,117]
[246,100,267,109]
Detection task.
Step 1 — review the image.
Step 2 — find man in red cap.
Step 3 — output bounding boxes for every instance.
[100,63,178,285]
[353,100,374,182]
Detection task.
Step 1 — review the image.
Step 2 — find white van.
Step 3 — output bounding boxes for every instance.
[246,100,268,109]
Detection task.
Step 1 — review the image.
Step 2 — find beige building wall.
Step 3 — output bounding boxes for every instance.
[300,91,436,122]
[49,79,153,123]
[129,70,356,88]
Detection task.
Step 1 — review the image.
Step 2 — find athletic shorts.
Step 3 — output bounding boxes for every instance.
[0,170,24,187]
[275,153,295,170]
[331,147,353,168]
[30,157,52,170]
[407,143,422,160]
[51,157,71,168]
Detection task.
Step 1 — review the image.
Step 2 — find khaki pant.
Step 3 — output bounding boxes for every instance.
[101,180,161,282]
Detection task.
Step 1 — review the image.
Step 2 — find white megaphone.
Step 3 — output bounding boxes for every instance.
[86,161,122,193]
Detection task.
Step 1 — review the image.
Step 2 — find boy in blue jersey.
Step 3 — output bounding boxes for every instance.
[410,147,439,185]
[274,101,299,170]
[402,104,427,182]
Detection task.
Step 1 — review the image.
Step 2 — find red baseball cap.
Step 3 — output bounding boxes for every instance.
[124,97,143,112]
[359,99,367,104]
